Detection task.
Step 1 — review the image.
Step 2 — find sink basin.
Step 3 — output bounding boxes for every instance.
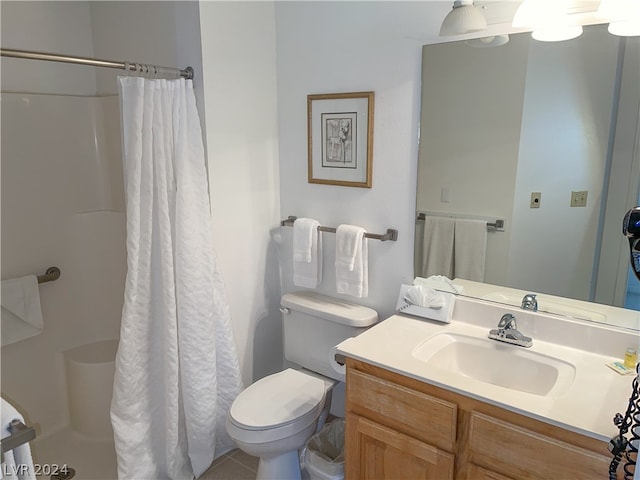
[412,333,576,397]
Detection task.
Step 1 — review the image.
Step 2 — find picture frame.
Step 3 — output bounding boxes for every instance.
[307,91,374,188]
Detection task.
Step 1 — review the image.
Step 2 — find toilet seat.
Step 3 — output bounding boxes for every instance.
[227,369,327,443]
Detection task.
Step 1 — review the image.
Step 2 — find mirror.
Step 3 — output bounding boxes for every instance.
[415,23,640,330]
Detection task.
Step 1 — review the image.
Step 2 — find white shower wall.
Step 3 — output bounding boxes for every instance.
[1,1,97,95]
[0,1,209,441]
[0,93,126,436]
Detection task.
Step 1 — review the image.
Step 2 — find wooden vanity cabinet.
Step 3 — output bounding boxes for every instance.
[345,358,612,480]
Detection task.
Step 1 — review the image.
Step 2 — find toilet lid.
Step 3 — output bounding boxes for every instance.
[229,369,326,430]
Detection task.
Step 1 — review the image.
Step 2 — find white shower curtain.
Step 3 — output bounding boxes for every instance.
[111,76,244,479]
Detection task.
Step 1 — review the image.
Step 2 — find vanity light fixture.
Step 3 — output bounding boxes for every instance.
[513,0,584,42]
[597,0,640,36]
[439,0,487,37]
[531,25,583,41]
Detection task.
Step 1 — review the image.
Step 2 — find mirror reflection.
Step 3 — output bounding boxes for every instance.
[415,23,640,330]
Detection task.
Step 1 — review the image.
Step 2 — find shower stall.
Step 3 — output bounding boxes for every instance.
[1,88,126,479]
[1,55,201,480]
[0,2,211,477]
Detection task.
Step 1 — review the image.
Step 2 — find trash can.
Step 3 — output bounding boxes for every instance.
[301,419,345,480]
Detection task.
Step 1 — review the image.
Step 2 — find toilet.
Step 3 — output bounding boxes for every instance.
[226,291,378,480]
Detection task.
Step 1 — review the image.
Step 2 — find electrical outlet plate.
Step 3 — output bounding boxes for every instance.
[440,186,450,203]
[571,190,588,207]
[530,192,541,208]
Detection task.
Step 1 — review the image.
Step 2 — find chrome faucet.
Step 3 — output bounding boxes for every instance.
[521,293,538,312]
[488,313,533,348]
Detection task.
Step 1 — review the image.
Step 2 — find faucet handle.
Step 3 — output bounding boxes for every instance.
[521,293,538,312]
[498,313,516,330]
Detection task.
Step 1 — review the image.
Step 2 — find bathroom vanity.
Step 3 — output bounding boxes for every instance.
[345,358,609,479]
[337,297,638,480]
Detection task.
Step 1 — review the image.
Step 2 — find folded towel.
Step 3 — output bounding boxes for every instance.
[1,276,43,347]
[421,217,455,278]
[293,218,319,263]
[1,398,35,480]
[454,219,487,281]
[335,225,368,298]
[293,218,322,288]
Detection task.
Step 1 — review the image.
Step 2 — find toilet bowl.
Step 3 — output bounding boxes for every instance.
[226,369,335,480]
[226,292,378,480]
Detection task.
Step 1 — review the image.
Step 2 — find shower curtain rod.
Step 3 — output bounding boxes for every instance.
[1,48,194,80]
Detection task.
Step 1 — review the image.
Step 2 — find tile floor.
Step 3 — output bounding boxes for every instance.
[200,449,259,480]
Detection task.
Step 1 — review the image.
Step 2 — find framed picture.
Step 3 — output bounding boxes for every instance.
[307,91,374,188]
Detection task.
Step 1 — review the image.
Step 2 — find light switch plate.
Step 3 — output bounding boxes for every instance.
[440,186,450,203]
[571,190,588,207]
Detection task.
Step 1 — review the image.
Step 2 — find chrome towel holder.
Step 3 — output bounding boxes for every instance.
[281,216,398,242]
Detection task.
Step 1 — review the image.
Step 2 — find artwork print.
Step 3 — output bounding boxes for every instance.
[307,91,374,188]
[321,113,357,168]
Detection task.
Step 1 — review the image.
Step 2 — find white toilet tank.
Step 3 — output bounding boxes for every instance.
[281,292,378,382]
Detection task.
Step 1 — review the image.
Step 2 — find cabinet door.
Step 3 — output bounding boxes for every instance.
[467,412,609,480]
[346,413,454,480]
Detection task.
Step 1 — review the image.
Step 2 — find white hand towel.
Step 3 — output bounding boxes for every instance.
[1,276,44,347]
[1,398,35,480]
[293,218,322,288]
[293,218,319,263]
[421,217,455,278]
[454,218,487,281]
[335,225,368,298]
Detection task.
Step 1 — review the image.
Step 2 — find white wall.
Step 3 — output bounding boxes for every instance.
[199,2,282,384]
[1,1,97,95]
[275,1,424,319]
[90,2,202,95]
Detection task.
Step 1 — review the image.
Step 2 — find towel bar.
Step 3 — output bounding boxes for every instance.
[281,216,398,242]
[416,212,505,231]
[1,419,36,454]
[37,266,61,284]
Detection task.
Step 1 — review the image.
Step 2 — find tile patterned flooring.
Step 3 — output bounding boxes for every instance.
[201,449,259,480]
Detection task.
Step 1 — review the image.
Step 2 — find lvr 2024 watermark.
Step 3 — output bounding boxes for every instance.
[2,463,69,477]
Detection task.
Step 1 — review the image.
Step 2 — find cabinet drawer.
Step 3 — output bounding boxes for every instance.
[467,411,609,480]
[464,464,514,480]
[347,414,454,480]
[347,368,457,451]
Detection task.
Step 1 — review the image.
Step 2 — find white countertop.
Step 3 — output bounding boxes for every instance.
[336,298,639,442]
